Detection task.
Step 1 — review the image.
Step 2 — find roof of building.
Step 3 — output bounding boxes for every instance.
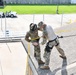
[24,22,76,75]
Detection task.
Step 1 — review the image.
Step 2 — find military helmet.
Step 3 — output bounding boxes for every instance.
[30,23,37,31]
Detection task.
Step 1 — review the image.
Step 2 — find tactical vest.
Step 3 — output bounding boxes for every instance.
[29,30,40,42]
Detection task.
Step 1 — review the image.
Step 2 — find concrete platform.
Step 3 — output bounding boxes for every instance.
[0,42,27,75]
[0,14,76,75]
[22,22,76,75]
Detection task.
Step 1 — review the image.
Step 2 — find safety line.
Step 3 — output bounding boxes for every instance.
[26,43,30,75]
[58,34,76,38]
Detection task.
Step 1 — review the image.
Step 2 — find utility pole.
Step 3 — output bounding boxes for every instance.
[56,0,59,14]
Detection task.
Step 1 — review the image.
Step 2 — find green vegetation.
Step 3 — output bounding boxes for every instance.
[0,5,76,14]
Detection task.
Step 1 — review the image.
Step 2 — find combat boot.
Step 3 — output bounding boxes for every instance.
[38,60,45,65]
[59,55,66,59]
[40,65,50,69]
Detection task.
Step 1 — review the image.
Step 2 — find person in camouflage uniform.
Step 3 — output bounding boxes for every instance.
[25,23,44,65]
[38,21,66,69]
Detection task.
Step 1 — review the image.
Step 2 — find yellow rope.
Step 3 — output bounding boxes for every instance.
[25,42,31,75]
[31,37,40,41]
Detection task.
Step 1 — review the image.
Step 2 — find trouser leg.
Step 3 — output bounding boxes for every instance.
[34,45,41,60]
[55,45,65,57]
[55,38,66,57]
[43,51,51,66]
[43,41,53,66]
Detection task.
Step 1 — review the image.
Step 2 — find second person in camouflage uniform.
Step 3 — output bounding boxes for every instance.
[25,23,44,65]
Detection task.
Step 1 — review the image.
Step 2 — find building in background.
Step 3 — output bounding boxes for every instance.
[3,0,76,4]
[0,0,4,6]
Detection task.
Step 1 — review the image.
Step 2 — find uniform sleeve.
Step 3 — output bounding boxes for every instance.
[43,30,48,38]
[25,32,31,42]
[41,30,47,45]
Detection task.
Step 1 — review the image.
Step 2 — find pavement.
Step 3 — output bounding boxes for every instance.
[0,14,76,37]
[0,14,76,75]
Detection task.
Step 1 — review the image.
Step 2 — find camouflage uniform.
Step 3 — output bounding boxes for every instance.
[25,29,41,61]
[42,25,66,66]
